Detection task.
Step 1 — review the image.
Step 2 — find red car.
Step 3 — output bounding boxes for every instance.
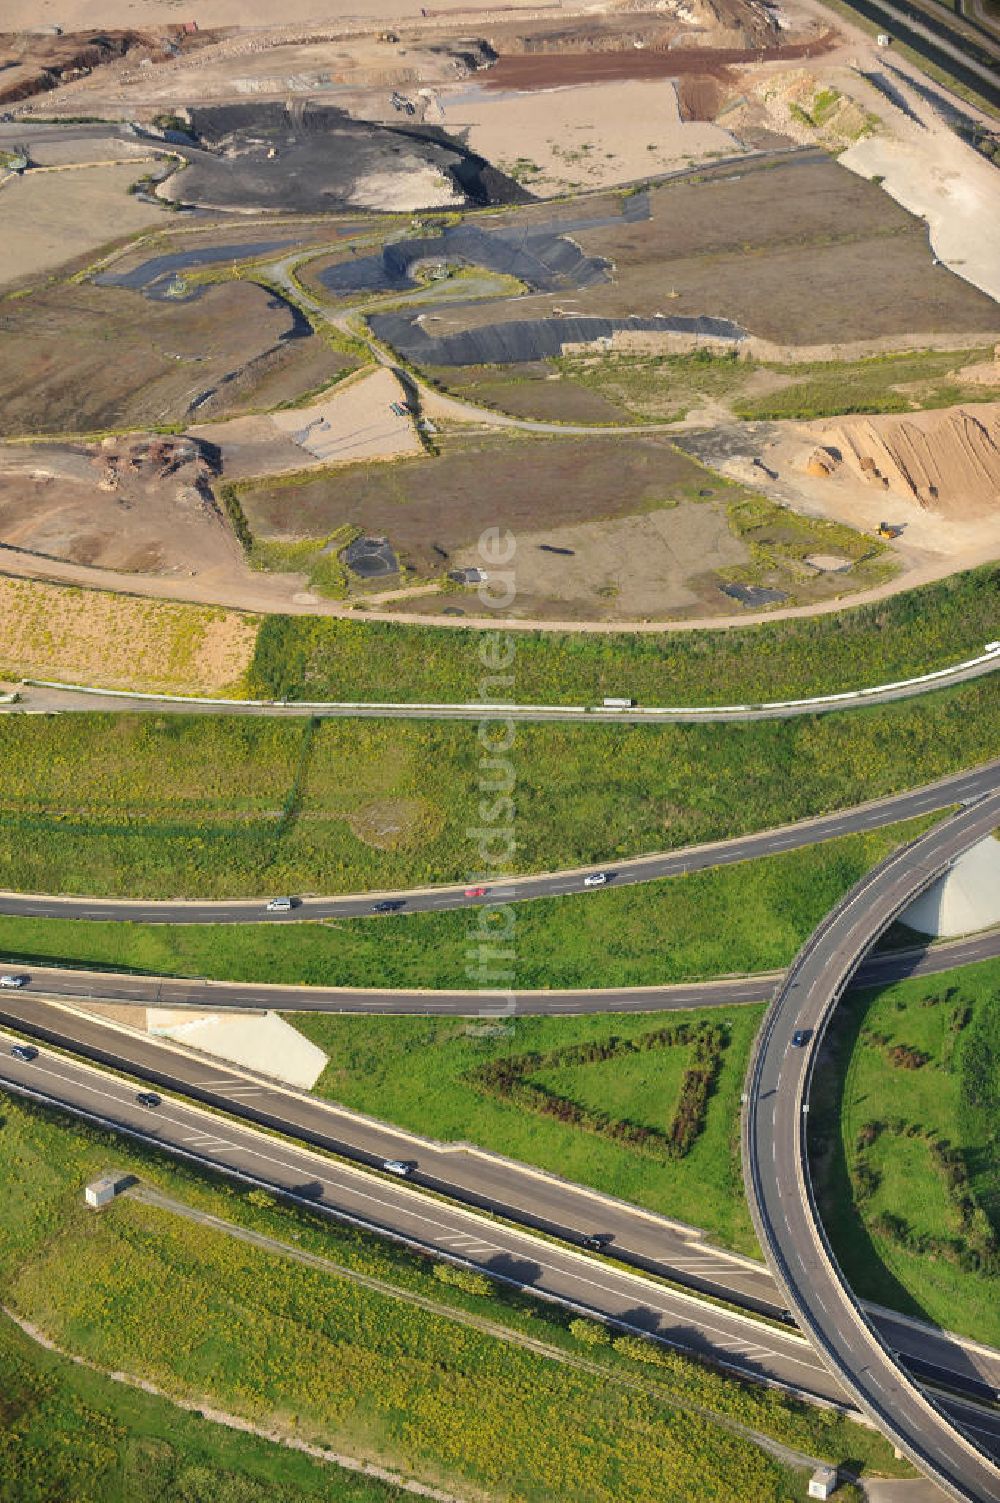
[464,886,488,898]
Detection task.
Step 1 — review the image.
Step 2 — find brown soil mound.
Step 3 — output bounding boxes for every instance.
[821,405,1000,517]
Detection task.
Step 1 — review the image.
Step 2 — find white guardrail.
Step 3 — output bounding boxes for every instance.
[16,643,1000,718]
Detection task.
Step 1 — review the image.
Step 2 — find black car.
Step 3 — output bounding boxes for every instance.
[581,1233,612,1252]
[10,1044,38,1062]
[135,1091,161,1108]
[371,900,405,914]
[790,1029,811,1048]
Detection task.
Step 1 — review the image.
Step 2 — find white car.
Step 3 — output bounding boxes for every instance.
[266,897,293,912]
[583,872,609,888]
[382,1159,413,1177]
[0,974,28,988]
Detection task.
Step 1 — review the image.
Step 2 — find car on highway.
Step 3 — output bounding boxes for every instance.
[371,900,405,914]
[382,1158,413,1177]
[583,872,610,887]
[464,886,489,898]
[10,1044,38,1062]
[266,897,295,912]
[135,1091,161,1108]
[581,1233,612,1252]
[0,974,29,988]
[790,1029,812,1048]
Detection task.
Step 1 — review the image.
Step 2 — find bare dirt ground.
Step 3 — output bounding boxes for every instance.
[0,435,241,577]
[695,402,1000,588]
[446,504,751,620]
[0,574,258,693]
[386,152,1000,353]
[0,161,165,288]
[195,366,419,477]
[0,281,350,438]
[437,76,739,195]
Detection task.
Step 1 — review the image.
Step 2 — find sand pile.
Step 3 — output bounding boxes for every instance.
[819,404,1000,516]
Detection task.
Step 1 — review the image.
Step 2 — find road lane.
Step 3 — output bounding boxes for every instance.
[0,759,995,924]
[4,1033,1000,1455]
[3,992,1000,1424]
[746,788,1000,1501]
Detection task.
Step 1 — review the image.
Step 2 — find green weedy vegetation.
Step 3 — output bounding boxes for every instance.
[0,1316,406,1503]
[0,816,940,994]
[552,346,1000,424]
[0,682,993,896]
[0,1095,909,1498]
[811,957,1000,1346]
[248,565,1000,705]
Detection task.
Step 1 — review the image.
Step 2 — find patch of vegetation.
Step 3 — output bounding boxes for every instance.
[0,1316,403,1503]
[0,1095,909,1499]
[721,493,896,597]
[0,575,257,696]
[468,1020,726,1162]
[552,345,1000,424]
[810,958,1000,1344]
[0,815,942,997]
[248,566,1000,705]
[0,687,991,896]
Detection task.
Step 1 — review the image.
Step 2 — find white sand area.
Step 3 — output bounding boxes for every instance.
[903,837,1000,938]
[438,76,739,195]
[148,1009,328,1090]
[270,366,423,465]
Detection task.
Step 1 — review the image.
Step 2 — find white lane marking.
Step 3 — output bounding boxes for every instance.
[1,1047,830,1374]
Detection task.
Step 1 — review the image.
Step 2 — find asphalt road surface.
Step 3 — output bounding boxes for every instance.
[746,789,1000,1502]
[2,990,1000,1424]
[1,929,998,1018]
[9,647,999,725]
[2,1033,999,1454]
[0,759,995,925]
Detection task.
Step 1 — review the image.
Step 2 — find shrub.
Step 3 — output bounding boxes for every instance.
[568,1318,610,1347]
[432,1262,494,1297]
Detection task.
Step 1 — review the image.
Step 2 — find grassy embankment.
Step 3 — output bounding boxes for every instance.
[0,678,994,896]
[249,564,1000,703]
[0,814,941,992]
[0,560,995,703]
[438,346,1000,425]
[811,957,1000,1346]
[0,1093,908,1501]
[0,817,942,1257]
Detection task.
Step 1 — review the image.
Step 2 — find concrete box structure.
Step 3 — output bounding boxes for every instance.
[808,1466,838,1500]
[84,1173,130,1209]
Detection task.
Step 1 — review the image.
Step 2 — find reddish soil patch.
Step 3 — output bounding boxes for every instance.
[483,35,837,89]
[676,75,729,121]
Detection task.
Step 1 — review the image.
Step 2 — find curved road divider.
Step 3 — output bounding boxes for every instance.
[16,641,1000,723]
[743,788,1000,1503]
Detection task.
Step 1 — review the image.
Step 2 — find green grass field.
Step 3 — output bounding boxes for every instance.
[811,958,1000,1346]
[249,565,999,705]
[0,1094,905,1500]
[296,1005,763,1252]
[0,678,994,897]
[0,817,938,992]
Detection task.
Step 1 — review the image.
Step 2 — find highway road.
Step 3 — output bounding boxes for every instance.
[3,985,1000,1418]
[2,1030,1000,1453]
[0,759,996,925]
[1,929,998,1017]
[746,789,1000,1502]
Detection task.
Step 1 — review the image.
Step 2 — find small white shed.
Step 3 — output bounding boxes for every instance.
[808,1466,838,1500]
